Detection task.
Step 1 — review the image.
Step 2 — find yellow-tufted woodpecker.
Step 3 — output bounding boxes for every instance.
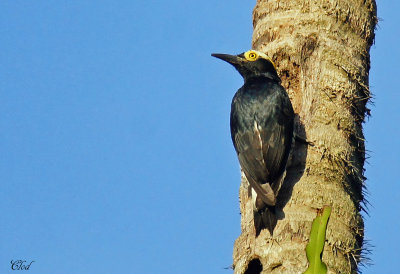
[212,50,294,236]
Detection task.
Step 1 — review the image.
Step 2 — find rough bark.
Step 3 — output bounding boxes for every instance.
[233,0,377,273]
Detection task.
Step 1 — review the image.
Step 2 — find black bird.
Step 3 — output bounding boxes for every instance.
[212,50,294,235]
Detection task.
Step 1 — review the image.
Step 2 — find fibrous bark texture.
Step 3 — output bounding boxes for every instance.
[233,0,377,273]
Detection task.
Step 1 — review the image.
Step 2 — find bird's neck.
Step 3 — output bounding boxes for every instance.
[244,73,281,84]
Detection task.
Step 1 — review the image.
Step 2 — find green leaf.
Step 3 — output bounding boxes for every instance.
[304,206,332,274]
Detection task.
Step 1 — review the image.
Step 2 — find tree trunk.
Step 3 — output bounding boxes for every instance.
[232,0,377,273]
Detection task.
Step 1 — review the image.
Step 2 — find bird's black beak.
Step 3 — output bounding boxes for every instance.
[211,53,244,66]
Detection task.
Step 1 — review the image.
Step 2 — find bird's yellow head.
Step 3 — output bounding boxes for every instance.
[243,50,277,70]
[211,50,279,82]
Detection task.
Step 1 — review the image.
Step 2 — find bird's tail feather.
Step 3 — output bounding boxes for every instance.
[254,206,277,236]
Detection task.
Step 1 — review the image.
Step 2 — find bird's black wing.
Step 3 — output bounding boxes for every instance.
[234,127,276,205]
[258,89,294,183]
[231,82,294,205]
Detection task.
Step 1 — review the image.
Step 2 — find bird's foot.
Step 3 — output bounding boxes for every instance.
[294,134,314,146]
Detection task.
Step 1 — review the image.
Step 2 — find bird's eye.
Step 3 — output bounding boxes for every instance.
[245,51,259,61]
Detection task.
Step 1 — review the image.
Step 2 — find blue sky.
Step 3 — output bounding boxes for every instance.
[0,1,397,273]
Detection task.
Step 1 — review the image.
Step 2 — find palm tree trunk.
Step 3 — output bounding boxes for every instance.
[233,0,377,273]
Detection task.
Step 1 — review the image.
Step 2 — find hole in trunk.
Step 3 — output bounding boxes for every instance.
[244,258,262,274]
